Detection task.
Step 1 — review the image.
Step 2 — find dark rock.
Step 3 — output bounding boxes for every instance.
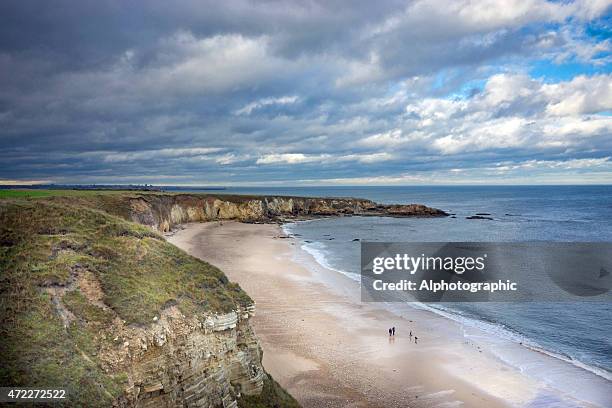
[466,215,493,220]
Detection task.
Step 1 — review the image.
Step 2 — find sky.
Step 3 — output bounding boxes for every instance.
[0,0,611,186]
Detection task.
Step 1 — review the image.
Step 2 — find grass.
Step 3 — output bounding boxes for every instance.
[64,290,115,327]
[0,198,252,322]
[0,189,132,199]
[238,376,301,408]
[0,197,255,406]
[0,187,363,203]
[0,285,128,406]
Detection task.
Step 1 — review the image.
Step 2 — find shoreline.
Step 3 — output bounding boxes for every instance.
[284,221,612,384]
[168,221,611,408]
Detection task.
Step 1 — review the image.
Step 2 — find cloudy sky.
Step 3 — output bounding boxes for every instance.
[1,0,611,185]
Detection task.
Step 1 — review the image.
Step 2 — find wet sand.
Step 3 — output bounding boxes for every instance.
[168,221,600,408]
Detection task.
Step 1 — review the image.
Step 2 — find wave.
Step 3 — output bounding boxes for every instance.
[303,243,360,281]
[284,223,360,283]
[411,302,612,382]
[283,222,612,383]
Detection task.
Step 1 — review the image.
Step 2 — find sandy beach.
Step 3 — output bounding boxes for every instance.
[168,221,608,408]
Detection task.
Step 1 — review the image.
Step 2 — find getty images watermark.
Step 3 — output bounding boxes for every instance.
[361,243,612,302]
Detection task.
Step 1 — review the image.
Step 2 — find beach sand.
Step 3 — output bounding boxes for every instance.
[167,221,601,408]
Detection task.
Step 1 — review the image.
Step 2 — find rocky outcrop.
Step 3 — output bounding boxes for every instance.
[0,193,443,407]
[108,193,446,403]
[114,306,263,408]
[127,194,447,232]
[0,199,295,408]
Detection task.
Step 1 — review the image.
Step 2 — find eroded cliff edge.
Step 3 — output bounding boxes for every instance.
[0,198,297,407]
[124,193,447,232]
[0,193,445,407]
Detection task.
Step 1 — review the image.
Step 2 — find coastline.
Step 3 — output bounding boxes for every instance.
[168,221,611,408]
[284,220,612,383]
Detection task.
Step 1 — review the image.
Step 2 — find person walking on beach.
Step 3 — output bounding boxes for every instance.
[414,336,418,344]
[392,327,395,336]
[388,328,392,336]
[409,330,412,339]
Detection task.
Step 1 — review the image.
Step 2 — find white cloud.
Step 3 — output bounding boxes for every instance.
[293,156,612,185]
[370,0,609,37]
[256,153,329,164]
[571,0,612,20]
[433,117,528,154]
[235,95,298,115]
[335,53,385,87]
[491,157,611,171]
[358,129,430,148]
[256,152,394,165]
[103,147,223,162]
[539,116,612,148]
[146,32,281,94]
[396,73,612,155]
[480,73,537,106]
[558,156,610,168]
[58,32,294,105]
[358,129,404,147]
[551,27,612,65]
[2,1,611,185]
[340,152,395,163]
[214,153,249,165]
[543,74,612,116]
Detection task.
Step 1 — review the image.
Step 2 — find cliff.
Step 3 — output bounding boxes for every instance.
[0,192,444,407]
[117,193,447,232]
[0,199,297,407]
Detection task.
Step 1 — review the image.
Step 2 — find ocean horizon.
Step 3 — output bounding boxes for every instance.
[155,184,612,378]
[248,185,612,380]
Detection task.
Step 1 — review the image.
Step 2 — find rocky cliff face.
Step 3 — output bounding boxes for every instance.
[1,194,443,407]
[127,194,447,232]
[0,199,297,408]
[115,305,263,407]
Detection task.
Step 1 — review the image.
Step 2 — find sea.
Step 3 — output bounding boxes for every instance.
[168,185,612,384]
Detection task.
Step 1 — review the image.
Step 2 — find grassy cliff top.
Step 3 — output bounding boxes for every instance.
[0,189,134,198]
[0,199,251,321]
[0,188,372,203]
[0,198,252,405]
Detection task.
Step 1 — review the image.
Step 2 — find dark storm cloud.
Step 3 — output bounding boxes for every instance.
[0,0,611,185]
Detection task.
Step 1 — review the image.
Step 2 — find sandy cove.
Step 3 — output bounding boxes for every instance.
[167,221,594,408]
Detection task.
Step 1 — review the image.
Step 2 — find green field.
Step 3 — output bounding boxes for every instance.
[0,189,163,199]
[0,189,131,198]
